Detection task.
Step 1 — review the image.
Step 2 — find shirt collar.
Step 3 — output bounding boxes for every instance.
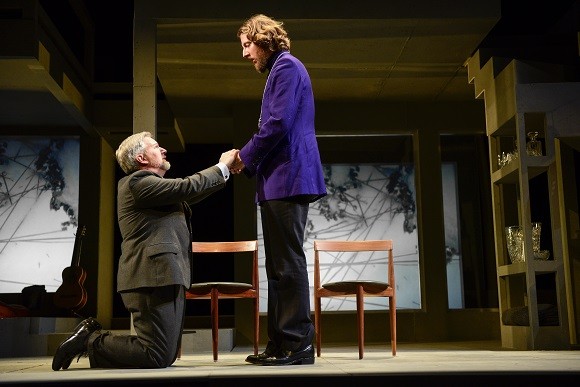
[266,50,287,71]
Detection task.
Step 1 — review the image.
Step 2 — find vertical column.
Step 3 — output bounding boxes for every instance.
[130,1,156,334]
[133,2,156,137]
[413,128,448,340]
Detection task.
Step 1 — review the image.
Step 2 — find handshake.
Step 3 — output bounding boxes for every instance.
[220,149,245,175]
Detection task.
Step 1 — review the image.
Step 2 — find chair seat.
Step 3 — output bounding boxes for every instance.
[188,282,253,295]
[322,280,390,293]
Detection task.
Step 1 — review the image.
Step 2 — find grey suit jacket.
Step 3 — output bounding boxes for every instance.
[116,166,224,292]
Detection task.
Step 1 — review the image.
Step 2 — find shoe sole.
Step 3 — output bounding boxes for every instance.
[52,351,74,371]
[61,356,74,370]
[261,356,315,366]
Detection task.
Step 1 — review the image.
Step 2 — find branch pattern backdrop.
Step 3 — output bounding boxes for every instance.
[0,136,79,293]
[258,164,421,312]
[257,163,463,312]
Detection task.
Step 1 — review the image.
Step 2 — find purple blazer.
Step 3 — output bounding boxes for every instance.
[239,50,327,204]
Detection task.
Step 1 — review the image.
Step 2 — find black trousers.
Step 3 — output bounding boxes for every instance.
[87,284,185,368]
[261,198,314,352]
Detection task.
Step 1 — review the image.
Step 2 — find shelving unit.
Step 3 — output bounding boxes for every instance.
[466,54,580,349]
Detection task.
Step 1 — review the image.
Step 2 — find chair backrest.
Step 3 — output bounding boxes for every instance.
[313,240,394,291]
[191,240,259,287]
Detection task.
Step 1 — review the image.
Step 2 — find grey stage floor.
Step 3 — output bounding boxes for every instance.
[1,341,579,386]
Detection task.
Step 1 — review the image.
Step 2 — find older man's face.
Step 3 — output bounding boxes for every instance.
[142,136,170,174]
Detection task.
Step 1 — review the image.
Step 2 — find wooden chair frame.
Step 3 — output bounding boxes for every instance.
[313,239,396,358]
[185,240,259,361]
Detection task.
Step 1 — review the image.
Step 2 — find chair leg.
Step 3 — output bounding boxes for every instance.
[356,285,364,359]
[253,297,259,355]
[389,295,396,356]
[315,296,322,357]
[211,288,219,362]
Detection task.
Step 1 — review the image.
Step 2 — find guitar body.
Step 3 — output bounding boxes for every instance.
[54,266,87,310]
[54,225,88,311]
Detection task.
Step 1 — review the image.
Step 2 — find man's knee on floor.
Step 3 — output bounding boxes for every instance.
[142,347,176,368]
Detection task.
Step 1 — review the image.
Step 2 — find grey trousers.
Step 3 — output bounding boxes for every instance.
[87,284,185,368]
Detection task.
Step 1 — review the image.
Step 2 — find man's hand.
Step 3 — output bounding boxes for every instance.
[220,149,239,168]
[230,153,245,174]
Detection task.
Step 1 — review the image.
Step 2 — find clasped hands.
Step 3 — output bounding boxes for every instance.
[220,149,245,175]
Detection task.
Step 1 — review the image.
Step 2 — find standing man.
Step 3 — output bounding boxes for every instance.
[52,131,238,370]
[233,14,327,366]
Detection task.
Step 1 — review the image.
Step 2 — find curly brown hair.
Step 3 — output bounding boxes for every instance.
[237,14,291,52]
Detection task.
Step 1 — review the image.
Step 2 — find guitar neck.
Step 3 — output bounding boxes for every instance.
[71,225,86,267]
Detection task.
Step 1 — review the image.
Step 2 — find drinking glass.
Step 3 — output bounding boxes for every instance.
[505,226,524,263]
[531,222,541,252]
[526,132,542,156]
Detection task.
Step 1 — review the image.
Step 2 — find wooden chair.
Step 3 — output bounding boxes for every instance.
[313,239,396,359]
[185,240,259,361]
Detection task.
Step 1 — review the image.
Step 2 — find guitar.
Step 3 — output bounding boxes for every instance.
[54,225,88,311]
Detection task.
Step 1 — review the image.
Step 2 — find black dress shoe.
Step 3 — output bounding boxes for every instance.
[245,343,280,364]
[259,344,315,366]
[60,356,73,371]
[52,317,102,371]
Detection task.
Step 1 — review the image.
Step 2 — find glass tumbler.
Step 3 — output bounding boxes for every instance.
[532,222,541,253]
[505,226,524,263]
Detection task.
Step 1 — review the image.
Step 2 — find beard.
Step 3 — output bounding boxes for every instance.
[152,159,171,171]
[160,160,171,171]
[254,51,269,73]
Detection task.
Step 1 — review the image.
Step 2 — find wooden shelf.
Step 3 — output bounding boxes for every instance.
[500,325,569,350]
[497,259,561,277]
[497,262,526,277]
[489,114,516,138]
[492,161,518,184]
[480,60,573,350]
[492,157,551,184]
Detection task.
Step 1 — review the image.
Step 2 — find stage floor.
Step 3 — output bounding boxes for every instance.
[1,341,579,386]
